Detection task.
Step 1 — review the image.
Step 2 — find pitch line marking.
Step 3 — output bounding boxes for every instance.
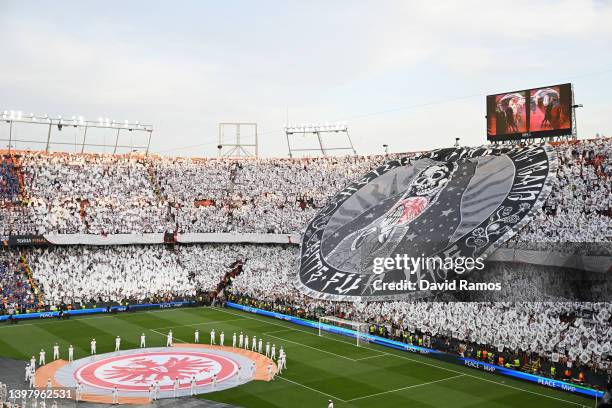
[346,374,465,402]
[353,354,386,361]
[149,329,187,344]
[263,329,296,335]
[216,307,588,406]
[277,376,346,403]
[264,333,357,362]
[151,317,245,330]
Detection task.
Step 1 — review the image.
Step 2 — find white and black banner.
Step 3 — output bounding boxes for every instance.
[297,145,558,301]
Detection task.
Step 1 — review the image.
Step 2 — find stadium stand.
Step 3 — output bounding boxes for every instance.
[0,138,610,388]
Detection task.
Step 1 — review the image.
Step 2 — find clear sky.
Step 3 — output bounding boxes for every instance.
[1,0,611,157]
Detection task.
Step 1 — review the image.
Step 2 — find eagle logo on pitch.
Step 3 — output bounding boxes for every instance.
[104,356,215,384]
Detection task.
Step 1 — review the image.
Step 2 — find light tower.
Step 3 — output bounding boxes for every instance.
[217,122,258,158]
[284,122,356,158]
[0,110,153,154]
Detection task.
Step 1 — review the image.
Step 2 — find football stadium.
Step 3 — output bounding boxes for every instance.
[1,2,611,408]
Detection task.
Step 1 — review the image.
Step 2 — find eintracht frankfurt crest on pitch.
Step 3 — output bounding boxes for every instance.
[75,351,237,391]
[296,145,557,301]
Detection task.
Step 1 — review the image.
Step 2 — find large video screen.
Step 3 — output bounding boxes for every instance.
[487,83,572,141]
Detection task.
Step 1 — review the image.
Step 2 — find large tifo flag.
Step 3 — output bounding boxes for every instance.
[296,145,557,301]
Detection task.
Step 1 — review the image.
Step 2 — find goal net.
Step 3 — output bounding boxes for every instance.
[318,316,372,347]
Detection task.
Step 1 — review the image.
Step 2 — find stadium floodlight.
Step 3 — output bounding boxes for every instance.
[218,122,258,158]
[285,121,356,157]
[0,108,153,154]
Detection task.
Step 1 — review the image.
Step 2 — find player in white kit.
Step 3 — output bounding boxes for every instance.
[265,341,270,357]
[220,331,225,346]
[167,330,173,347]
[154,381,160,400]
[173,377,179,398]
[76,382,82,402]
[30,369,36,388]
[115,336,121,351]
[112,386,119,404]
[267,361,275,381]
[39,349,46,366]
[52,343,59,360]
[232,332,237,348]
[258,338,263,354]
[210,328,216,345]
[238,332,244,348]
[90,339,97,355]
[190,376,197,396]
[140,333,146,348]
[68,345,74,362]
[244,335,249,350]
[271,344,276,360]
[194,329,199,343]
[251,336,257,351]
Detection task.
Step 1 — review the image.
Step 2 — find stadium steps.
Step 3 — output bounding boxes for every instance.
[0,154,26,204]
[18,252,44,308]
[10,154,28,204]
[523,358,541,373]
[215,260,244,299]
[145,163,165,200]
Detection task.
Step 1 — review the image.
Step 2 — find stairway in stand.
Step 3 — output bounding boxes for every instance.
[18,252,44,309]
[212,259,244,304]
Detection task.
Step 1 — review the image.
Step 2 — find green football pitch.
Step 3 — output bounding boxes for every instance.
[0,307,597,407]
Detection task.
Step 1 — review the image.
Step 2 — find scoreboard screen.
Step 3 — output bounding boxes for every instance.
[487,83,573,141]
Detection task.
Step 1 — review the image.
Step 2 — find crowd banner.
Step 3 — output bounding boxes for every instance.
[226,302,604,399]
[34,233,300,246]
[177,233,299,244]
[0,301,195,321]
[43,233,166,245]
[5,235,51,246]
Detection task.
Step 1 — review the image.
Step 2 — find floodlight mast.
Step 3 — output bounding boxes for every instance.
[0,110,153,154]
[218,122,258,158]
[285,122,356,158]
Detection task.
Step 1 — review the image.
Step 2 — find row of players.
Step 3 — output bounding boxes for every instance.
[25,328,288,387]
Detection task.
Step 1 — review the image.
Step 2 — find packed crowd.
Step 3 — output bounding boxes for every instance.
[2,151,405,237]
[0,251,36,312]
[23,244,258,306]
[1,140,611,243]
[507,139,612,247]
